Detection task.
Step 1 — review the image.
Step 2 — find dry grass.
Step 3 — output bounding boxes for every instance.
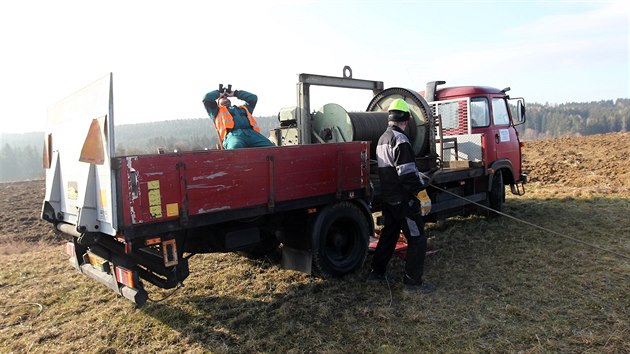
[1,189,628,353]
[1,133,630,352]
[0,240,50,256]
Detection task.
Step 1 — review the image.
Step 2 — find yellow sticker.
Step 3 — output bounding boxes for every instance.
[67,181,78,200]
[166,203,179,217]
[147,180,162,217]
[148,189,161,206]
[149,205,163,218]
[99,189,108,208]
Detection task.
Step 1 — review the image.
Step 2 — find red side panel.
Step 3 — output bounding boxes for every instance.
[118,142,369,227]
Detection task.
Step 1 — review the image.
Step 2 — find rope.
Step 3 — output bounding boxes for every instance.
[0,302,44,328]
[147,284,182,303]
[348,112,389,144]
[429,183,630,261]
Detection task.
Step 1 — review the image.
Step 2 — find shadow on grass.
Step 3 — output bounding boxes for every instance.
[140,196,630,353]
[141,276,376,352]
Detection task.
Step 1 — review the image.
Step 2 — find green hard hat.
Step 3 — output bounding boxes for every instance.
[387,98,410,112]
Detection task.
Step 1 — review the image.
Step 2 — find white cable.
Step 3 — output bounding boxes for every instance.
[430,183,630,261]
[0,303,44,327]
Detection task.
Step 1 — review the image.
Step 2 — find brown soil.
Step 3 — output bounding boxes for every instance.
[0,180,58,253]
[522,132,630,194]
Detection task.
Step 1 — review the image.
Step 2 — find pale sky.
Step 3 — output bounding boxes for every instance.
[0,0,628,134]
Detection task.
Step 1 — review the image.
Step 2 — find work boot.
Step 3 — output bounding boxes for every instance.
[402,274,435,294]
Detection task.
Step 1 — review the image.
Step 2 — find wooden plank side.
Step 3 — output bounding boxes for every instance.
[273,144,339,201]
[119,142,369,226]
[184,148,270,215]
[124,154,182,225]
[339,141,369,192]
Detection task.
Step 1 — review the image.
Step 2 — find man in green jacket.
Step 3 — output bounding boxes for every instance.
[202,87,274,149]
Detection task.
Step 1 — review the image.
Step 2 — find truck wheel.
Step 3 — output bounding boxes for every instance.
[489,171,505,216]
[309,202,369,277]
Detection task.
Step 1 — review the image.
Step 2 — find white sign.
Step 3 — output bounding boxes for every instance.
[499,129,510,142]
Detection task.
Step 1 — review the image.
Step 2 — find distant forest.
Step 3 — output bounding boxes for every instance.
[1,99,629,182]
[114,115,281,155]
[518,99,629,139]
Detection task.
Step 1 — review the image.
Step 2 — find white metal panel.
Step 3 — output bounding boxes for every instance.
[44,73,117,235]
[435,133,483,162]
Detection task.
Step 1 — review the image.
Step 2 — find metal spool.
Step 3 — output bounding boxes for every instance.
[349,111,391,145]
[366,87,435,157]
[312,103,388,157]
[311,87,434,158]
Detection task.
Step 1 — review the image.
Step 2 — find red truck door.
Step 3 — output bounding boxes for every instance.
[488,96,521,178]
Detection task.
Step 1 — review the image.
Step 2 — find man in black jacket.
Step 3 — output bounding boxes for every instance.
[368,98,434,294]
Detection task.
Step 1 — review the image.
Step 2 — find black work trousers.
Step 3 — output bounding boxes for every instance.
[371,199,427,284]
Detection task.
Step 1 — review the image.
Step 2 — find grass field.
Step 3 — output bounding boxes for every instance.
[1,133,629,353]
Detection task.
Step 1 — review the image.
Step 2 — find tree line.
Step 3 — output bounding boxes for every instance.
[114,116,280,155]
[0,116,280,182]
[1,99,628,182]
[517,99,629,139]
[0,144,43,182]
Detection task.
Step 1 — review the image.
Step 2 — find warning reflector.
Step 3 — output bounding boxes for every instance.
[65,242,76,257]
[115,266,136,288]
[79,117,106,165]
[43,133,53,169]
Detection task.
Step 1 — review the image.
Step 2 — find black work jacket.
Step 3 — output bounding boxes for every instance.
[376,125,426,203]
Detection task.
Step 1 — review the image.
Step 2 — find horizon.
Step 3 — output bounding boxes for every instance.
[2,97,629,136]
[2,96,628,136]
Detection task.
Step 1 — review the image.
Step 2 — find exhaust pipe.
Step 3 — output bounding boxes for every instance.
[57,222,82,237]
[425,81,446,102]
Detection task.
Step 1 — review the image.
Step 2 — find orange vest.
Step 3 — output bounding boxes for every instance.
[214,105,261,141]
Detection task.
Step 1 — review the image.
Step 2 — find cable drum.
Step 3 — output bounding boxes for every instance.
[312,87,435,159]
[348,111,389,148]
[312,103,389,157]
[366,87,435,157]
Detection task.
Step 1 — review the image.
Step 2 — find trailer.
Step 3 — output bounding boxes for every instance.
[42,68,527,304]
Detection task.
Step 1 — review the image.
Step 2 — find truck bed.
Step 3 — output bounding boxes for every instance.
[116,142,370,238]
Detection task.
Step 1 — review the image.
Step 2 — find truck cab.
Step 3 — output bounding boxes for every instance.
[424,82,527,195]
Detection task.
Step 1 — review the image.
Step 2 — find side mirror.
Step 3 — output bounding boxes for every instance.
[515,99,526,126]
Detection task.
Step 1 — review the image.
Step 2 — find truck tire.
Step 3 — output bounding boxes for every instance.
[489,171,505,216]
[309,202,369,277]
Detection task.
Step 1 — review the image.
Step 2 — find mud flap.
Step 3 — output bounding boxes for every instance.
[281,246,312,274]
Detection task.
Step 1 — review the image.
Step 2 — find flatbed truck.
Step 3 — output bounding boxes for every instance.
[42,68,527,304]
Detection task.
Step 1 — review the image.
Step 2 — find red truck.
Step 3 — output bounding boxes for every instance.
[421,81,527,218]
[273,71,527,219]
[42,69,527,304]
